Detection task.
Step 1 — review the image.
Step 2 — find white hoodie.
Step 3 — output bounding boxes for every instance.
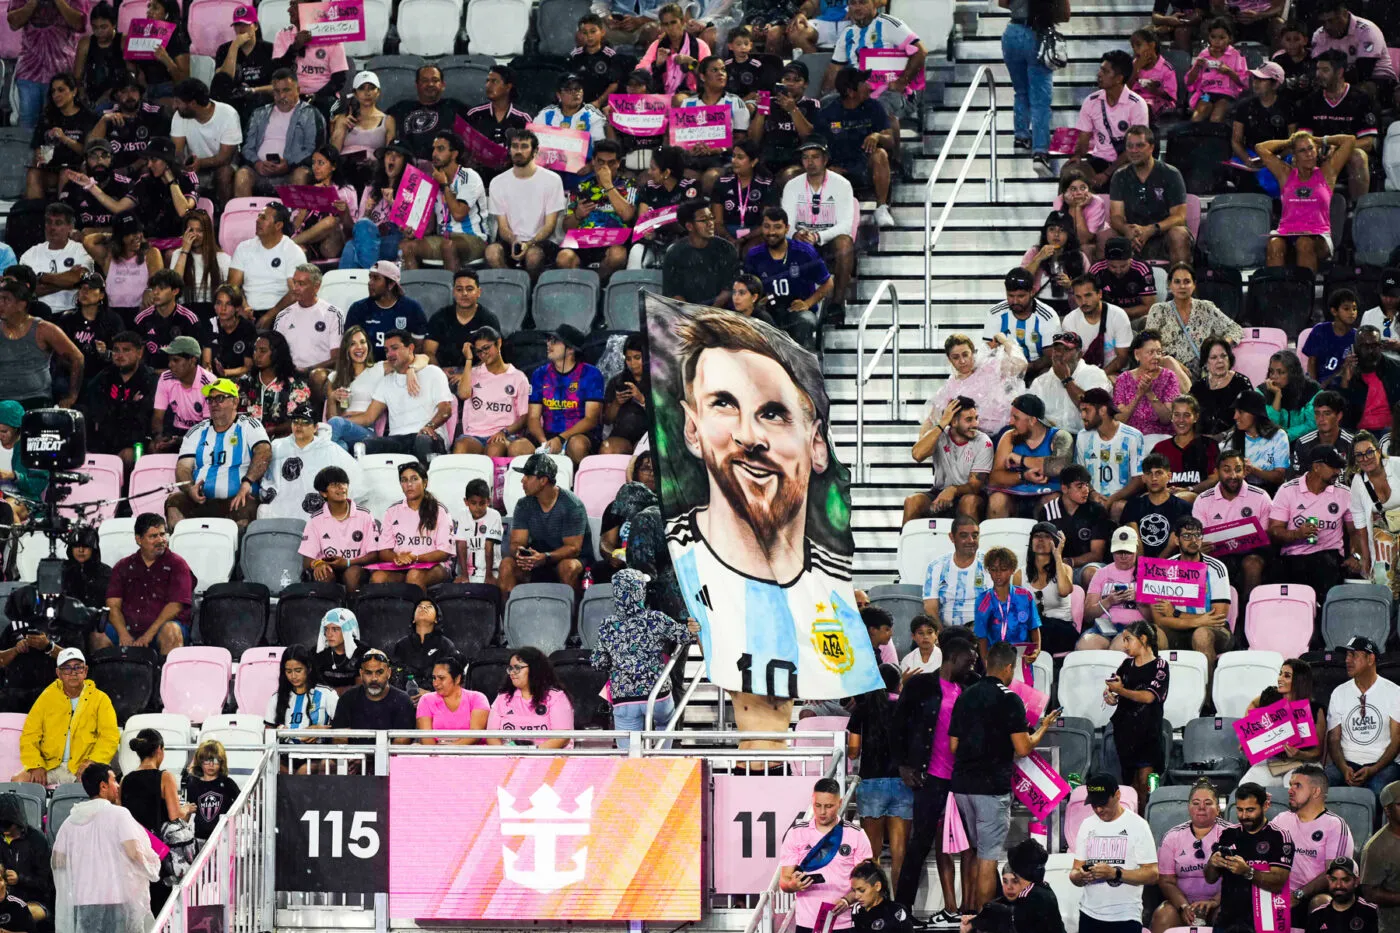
[52,796,160,933]
[259,424,368,520]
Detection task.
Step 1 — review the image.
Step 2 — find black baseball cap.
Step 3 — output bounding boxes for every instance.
[1346,636,1380,656]
[1004,267,1035,292]
[290,404,317,424]
[781,60,809,81]
[1383,267,1400,298]
[796,136,829,154]
[1309,445,1345,469]
[1328,857,1359,878]
[1084,772,1120,806]
[513,453,559,480]
[1011,393,1045,421]
[375,139,415,161]
[546,324,587,351]
[1104,237,1133,261]
[557,73,585,90]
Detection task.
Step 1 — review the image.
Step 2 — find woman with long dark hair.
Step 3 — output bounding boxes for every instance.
[415,654,489,744]
[82,211,163,324]
[72,2,125,109]
[1104,619,1169,810]
[291,146,358,261]
[389,599,458,698]
[202,284,256,379]
[340,141,410,268]
[731,273,776,325]
[711,139,772,257]
[1144,263,1241,381]
[236,331,310,438]
[1020,210,1087,311]
[26,73,96,198]
[1239,658,1325,788]
[1017,521,1077,654]
[486,646,575,749]
[265,644,338,734]
[368,462,453,588]
[1261,349,1320,441]
[847,672,912,898]
[170,210,230,318]
[600,332,650,455]
[1190,338,1253,436]
[1221,390,1289,490]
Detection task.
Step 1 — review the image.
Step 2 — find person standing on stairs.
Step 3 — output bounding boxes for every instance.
[998,0,1071,179]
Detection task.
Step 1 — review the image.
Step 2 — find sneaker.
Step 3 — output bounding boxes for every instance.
[1014,137,1032,151]
[933,910,962,927]
[1032,153,1055,178]
[874,204,896,227]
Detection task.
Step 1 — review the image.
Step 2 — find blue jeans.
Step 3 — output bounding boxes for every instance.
[1326,760,1400,798]
[329,416,375,452]
[16,79,46,130]
[340,219,403,269]
[612,695,674,750]
[1001,23,1053,155]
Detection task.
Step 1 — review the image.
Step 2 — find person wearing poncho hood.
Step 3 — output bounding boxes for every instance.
[0,790,53,925]
[313,607,365,694]
[259,404,365,519]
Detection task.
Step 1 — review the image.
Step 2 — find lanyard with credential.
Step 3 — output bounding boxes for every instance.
[991,591,1014,642]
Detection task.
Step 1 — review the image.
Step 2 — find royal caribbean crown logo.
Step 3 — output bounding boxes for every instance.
[497,784,593,893]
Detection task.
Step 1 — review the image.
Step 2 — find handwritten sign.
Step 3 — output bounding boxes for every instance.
[1233,698,1298,765]
[609,95,670,136]
[528,122,591,174]
[454,116,508,170]
[123,19,176,60]
[1203,517,1270,555]
[631,205,678,242]
[1135,557,1209,610]
[669,105,733,150]
[388,163,437,239]
[561,227,632,249]
[276,185,341,212]
[1290,700,1318,749]
[297,0,366,44]
[1011,751,1071,820]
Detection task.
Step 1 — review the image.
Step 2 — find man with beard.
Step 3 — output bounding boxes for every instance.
[1193,448,1272,604]
[1268,445,1366,606]
[743,207,833,351]
[1307,858,1378,933]
[485,130,565,283]
[82,331,157,473]
[401,132,490,272]
[1032,331,1110,432]
[1149,516,1231,672]
[57,140,134,234]
[343,262,428,361]
[1291,391,1353,476]
[87,72,171,174]
[1326,637,1400,796]
[779,139,855,317]
[388,64,468,161]
[1274,765,1355,923]
[983,267,1060,381]
[666,308,878,735]
[1204,783,1295,933]
[1339,327,1400,433]
[169,77,242,204]
[464,65,530,155]
[1062,274,1132,375]
[329,649,416,744]
[988,394,1074,519]
[1296,50,1377,200]
[778,778,874,933]
[498,453,588,597]
[904,395,992,524]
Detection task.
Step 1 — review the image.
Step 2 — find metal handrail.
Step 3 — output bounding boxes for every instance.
[923,64,1000,346]
[854,280,902,484]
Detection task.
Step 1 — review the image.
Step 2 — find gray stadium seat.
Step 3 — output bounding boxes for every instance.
[578,582,612,650]
[439,56,495,109]
[1321,583,1392,651]
[363,54,425,111]
[401,269,454,316]
[0,128,29,200]
[1353,192,1400,267]
[0,581,24,632]
[867,583,923,635]
[48,782,88,842]
[535,0,592,57]
[478,269,531,335]
[531,269,601,333]
[603,269,663,332]
[798,51,833,88]
[1200,193,1272,270]
[1145,784,1192,843]
[504,583,575,655]
[1327,785,1378,844]
[1039,716,1094,783]
[196,582,269,659]
[239,518,308,594]
[1167,716,1247,788]
[0,785,43,833]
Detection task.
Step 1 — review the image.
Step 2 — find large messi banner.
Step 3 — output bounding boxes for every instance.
[643,294,881,701]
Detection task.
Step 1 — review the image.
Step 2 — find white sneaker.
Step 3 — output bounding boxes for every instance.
[874,204,896,228]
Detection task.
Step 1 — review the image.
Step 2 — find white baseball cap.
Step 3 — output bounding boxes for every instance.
[352,70,380,89]
[1111,526,1139,553]
[57,647,85,668]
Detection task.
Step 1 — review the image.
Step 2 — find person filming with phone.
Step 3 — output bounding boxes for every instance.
[779,778,874,933]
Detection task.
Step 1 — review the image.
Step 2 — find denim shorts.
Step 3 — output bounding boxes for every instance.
[856,776,914,820]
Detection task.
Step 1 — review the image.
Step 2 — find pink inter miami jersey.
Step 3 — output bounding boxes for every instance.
[298,505,380,561]
[1272,810,1352,894]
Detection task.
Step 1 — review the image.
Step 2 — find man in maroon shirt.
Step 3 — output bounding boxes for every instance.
[94,512,193,656]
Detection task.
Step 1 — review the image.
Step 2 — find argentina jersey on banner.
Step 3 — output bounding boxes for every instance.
[643,293,881,701]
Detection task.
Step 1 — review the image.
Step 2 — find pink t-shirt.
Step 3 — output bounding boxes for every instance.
[877,642,898,666]
[377,501,456,564]
[1132,57,1180,116]
[460,363,531,437]
[1360,372,1392,430]
[1074,88,1151,163]
[1189,46,1248,103]
[298,503,379,561]
[1095,562,1141,627]
[1312,16,1396,81]
[1052,193,1108,236]
[1272,810,1352,894]
[274,298,345,371]
[927,677,962,779]
[258,105,295,161]
[1157,820,1226,902]
[1269,477,1362,556]
[271,27,349,93]
[415,688,490,730]
[778,821,874,930]
[1193,483,1273,529]
[154,366,216,431]
[486,688,574,746]
[9,0,87,83]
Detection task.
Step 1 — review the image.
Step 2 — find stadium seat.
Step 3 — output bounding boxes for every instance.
[396,0,462,55]
[186,0,242,55]
[551,648,610,729]
[240,518,309,594]
[1326,265,1385,312]
[587,514,603,562]
[1353,192,1400,267]
[1185,193,1202,241]
[1213,650,1284,718]
[1244,266,1315,336]
[48,782,89,841]
[1145,784,1191,843]
[275,581,347,648]
[1064,784,1139,851]
[536,0,591,56]
[353,582,423,652]
[578,582,612,651]
[794,715,849,776]
[0,713,26,782]
[1200,193,1272,270]
[169,517,240,593]
[1056,650,1123,728]
[1228,586,1239,630]
[0,584,21,634]
[97,517,138,566]
[199,712,268,786]
[1161,649,1208,731]
[197,582,270,658]
[1244,584,1316,658]
[1327,785,1378,847]
[88,646,159,723]
[319,268,373,316]
[868,583,924,636]
[1300,648,1348,710]
[59,453,124,522]
[573,455,631,516]
[429,582,500,660]
[359,452,417,516]
[478,269,531,335]
[11,533,48,583]
[1195,266,1245,322]
[503,454,574,514]
[1167,715,1246,788]
[504,583,575,655]
[978,517,1036,557]
[0,784,44,833]
[1231,342,1273,387]
[345,0,391,56]
[427,454,495,528]
[1165,121,1232,195]
[361,54,424,110]
[0,128,28,201]
[400,268,454,314]
[1042,854,1081,933]
[1237,326,1287,353]
[438,55,494,109]
[468,646,512,695]
[128,454,180,516]
[234,646,285,716]
[531,269,601,333]
[160,646,232,724]
[218,197,282,254]
[1039,716,1094,783]
[117,712,193,776]
[189,55,216,90]
[897,517,956,586]
[603,269,663,332]
[1321,583,1392,650]
[464,0,531,56]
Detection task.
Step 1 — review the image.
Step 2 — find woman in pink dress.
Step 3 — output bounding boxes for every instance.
[1186,19,1247,122]
[1258,130,1356,274]
[1130,28,1179,118]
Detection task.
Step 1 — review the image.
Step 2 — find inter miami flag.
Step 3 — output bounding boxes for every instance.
[643,294,880,701]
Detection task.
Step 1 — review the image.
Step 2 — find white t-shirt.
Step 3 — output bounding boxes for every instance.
[678,93,751,133]
[274,298,344,370]
[1061,304,1134,360]
[1073,807,1158,923]
[453,507,503,583]
[371,363,453,443]
[182,251,232,304]
[20,240,94,313]
[899,646,942,678]
[1328,675,1400,766]
[488,166,567,243]
[1032,360,1112,432]
[329,363,385,415]
[171,102,244,160]
[230,236,307,311]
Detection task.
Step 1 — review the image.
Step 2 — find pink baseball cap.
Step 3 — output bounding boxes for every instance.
[370,260,402,284]
[232,4,257,24]
[1250,61,1285,82]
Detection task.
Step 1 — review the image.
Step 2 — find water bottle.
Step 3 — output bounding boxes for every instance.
[1147,773,1160,794]
[132,441,144,462]
[1066,772,1083,787]
[279,568,292,590]
[405,674,418,695]
[582,567,593,591]
[1306,515,1319,546]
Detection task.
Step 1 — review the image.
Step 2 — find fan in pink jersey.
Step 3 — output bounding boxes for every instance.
[1272,765,1354,916]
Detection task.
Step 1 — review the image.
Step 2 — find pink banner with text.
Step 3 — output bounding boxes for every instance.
[298,0,366,44]
[123,19,176,60]
[1135,557,1209,610]
[1233,698,1297,764]
[668,105,733,150]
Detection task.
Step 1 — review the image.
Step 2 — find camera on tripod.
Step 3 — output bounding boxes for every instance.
[14,408,92,598]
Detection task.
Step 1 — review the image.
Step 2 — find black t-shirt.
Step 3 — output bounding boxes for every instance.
[129,171,198,239]
[1035,496,1111,560]
[56,307,125,377]
[83,363,158,450]
[1121,492,1193,559]
[32,106,98,171]
[388,630,458,690]
[206,317,258,376]
[1109,159,1187,226]
[59,169,133,231]
[182,774,241,840]
[603,371,649,444]
[314,645,365,690]
[853,899,912,933]
[948,675,1029,795]
[661,237,740,306]
[388,98,468,159]
[425,305,503,370]
[724,55,767,97]
[1291,431,1354,475]
[105,103,172,169]
[1296,85,1378,139]
[213,38,276,90]
[1274,53,1316,108]
[1191,372,1253,436]
[1232,95,1294,151]
[1109,656,1169,733]
[637,178,701,243]
[1306,900,1379,933]
[465,102,529,147]
[760,95,820,166]
[711,173,774,231]
[568,46,627,103]
[818,97,888,169]
[0,894,34,933]
[330,685,418,736]
[1090,261,1156,310]
[846,704,900,779]
[1214,823,1294,931]
[137,28,190,87]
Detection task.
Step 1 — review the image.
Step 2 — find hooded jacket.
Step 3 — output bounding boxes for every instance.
[590,569,690,703]
[0,792,53,908]
[52,797,159,933]
[19,680,119,776]
[260,425,367,520]
[314,610,365,690]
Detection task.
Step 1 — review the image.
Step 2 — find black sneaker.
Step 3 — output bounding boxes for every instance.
[1014,137,1032,151]
[1032,153,1055,178]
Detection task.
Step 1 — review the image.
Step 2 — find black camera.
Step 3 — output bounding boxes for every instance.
[18,408,85,472]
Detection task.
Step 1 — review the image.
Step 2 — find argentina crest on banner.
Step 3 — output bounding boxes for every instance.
[641,293,881,701]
